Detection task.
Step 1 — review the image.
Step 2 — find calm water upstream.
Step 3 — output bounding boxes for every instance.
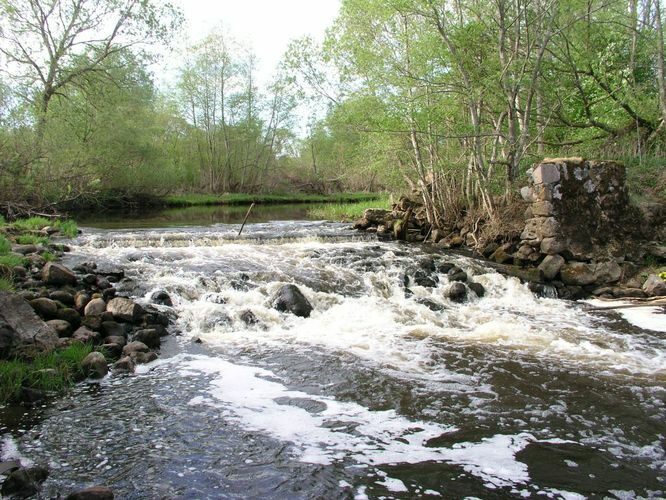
[1,207,665,499]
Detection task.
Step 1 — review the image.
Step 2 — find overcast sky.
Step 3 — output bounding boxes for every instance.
[162,0,341,87]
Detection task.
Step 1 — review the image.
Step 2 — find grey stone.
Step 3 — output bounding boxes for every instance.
[103,335,126,346]
[642,274,666,297]
[74,292,91,312]
[0,291,58,358]
[46,319,73,337]
[531,201,554,217]
[532,163,561,185]
[72,326,101,344]
[363,208,391,224]
[42,262,77,285]
[122,341,150,356]
[56,308,81,329]
[593,261,622,284]
[84,298,106,316]
[66,486,114,500]
[271,284,313,318]
[445,282,467,302]
[12,244,38,255]
[29,297,58,319]
[540,237,566,255]
[49,290,75,306]
[560,262,596,286]
[538,254,565,280]
[107,297,144,323]
[112,356,135,373]
[81,351,108,378]
[133,329,160,349]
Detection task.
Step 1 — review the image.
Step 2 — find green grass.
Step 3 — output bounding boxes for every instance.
[0,276,14,291]
[12,216,51,231]
[0,343,94,403]
[15,234,49,246]
[40,251,57,262]
[307,195,392,221]
[0,215,5,225]
[0,254,28,267]
[54,219,78,238]
[162,192,384,207]
[0,235,10,254]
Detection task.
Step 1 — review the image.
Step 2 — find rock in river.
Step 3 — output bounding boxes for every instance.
[271,284,313,318]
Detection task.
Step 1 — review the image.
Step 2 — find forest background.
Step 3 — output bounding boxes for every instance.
[0,0,664,226]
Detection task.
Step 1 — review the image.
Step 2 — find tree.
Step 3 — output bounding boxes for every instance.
[0,0,182,141]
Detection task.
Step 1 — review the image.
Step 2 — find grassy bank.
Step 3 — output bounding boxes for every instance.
[162,192,385,207]
[307,195,391,221]
[0,344,94,403]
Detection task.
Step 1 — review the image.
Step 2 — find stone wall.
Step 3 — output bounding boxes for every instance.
[519,158,646,296]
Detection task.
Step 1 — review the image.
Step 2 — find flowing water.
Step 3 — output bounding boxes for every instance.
[1,211,665,499]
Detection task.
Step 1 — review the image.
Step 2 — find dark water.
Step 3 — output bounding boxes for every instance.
[1,215,665,499]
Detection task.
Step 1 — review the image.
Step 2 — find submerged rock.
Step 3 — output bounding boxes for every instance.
[1,466,49,497]
[66,485,114,500]
[271,284,313,318]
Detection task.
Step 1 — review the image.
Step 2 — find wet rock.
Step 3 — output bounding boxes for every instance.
[642,274,666,297]
[538,254,565,280]
[57,308,81,329]
[42,262,77,285]
[467,282,486,297]
[271,284,313,318]
[81,351,108,378]
[99,343,123,359]
[12,244,38,255]
[107,297,144,323]
[130,351,158,364]
[151,290,173,307]
[96,277,112,290]
[560,262,596,286]
[436,261,456,273]
[616,287,646,298]
[103,335,126,347]
[239,310,259,325]
[29,297,58,319]
[445,282,467,302]
[83,273,97,285]
[490,244,514,264]
[66,486,114,500]
[123,341,150,356]
[102,288,116,301]
[82,314,105,331]
[133,329,160,349]
[84,298,106,316]
[73,262,97,274]
[49,290,75,306]
[46,319,73,337]
[413,270,438,288]
[447,266,468,283]
[74,292,91,312]
[593,261,622,285]
[1,466,49,497]
[101,321,126,338]
[112,356,135,373]
[72,326,101,345]
[416,298,445,312]
[0,292,58,358]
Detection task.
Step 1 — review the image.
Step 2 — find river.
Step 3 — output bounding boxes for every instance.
[1,207,665,499]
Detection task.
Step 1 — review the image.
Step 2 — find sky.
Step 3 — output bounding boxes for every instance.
[164,0,341,88]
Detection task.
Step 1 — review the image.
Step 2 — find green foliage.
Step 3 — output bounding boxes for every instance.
[0,344,94,403]
[0,276,14,291]
[0,215,5,225]
[163,192,383,207]
[15,234,49,246]
[13,217,50,230]
[54,219,79,238]
[659,272,666,281]
[0,254,27,267]
[40,251,57,262]
[0,235,11,254]
[307,195,391,221]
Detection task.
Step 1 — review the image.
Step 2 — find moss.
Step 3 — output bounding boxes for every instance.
[0,343,94,403]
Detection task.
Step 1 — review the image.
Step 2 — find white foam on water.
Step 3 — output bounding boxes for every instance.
[176,354,537,489]
[585,299,666,333]
[1,436,33,467]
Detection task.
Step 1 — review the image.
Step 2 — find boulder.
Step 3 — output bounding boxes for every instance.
[122,341,150,356]
[642,274,666,297]
[46,319,73,338]
[151,290,173,307]
[72,326,101,345]
[239,310,259,325]
[540,237,566,255]
[1,466,49,497]
[74,292,91,312]
[12,244,37,255]
[81,351,108,378]
[593,261,622,285]
[468,282,486,297]
[490,244,513,264]
[66,486,114,500]
[84,298,106,316]
[49,290,75,306]
[0,292,58,358]
[42,262,77,285]
[107,297,144,323]
[57,308,82,329]
[363,208,391,225]
[271,284,313,318]
[112,356,135,373]
[560,262,596,286]
[133,329,161,349]
[538,254,565,280]
[99,343,123,359]
[447,266,468,283]
[445,282,467,302]
[101,321,126,338]
[29,297,58,319]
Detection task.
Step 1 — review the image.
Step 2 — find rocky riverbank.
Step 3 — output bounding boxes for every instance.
[0,225,174,498]
[354,158,666,300]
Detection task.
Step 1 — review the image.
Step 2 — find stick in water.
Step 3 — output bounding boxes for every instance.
[238,202,255,236]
